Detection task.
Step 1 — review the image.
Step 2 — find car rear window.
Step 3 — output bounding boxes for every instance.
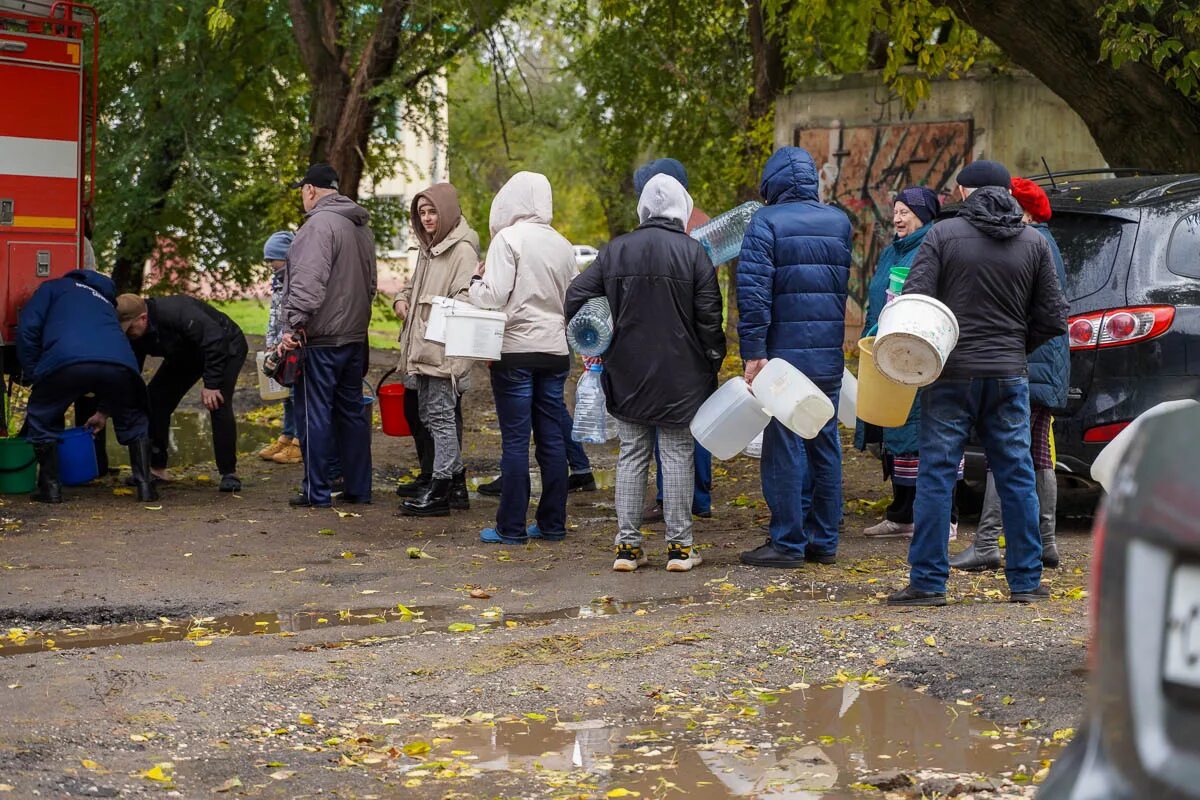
[1167,212,1200,279]
[1046,214,1128,301]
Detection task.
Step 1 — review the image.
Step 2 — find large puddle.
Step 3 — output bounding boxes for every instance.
[361,684,1058,798]
[0,585,872,657]
[102,411,277,468]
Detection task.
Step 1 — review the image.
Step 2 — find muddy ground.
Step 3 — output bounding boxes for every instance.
[0,343,1098,799]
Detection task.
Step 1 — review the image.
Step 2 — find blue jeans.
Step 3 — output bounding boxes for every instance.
[282,393,296,439]
[490,365,569,541]
[761,387,842,558]
[295,344,372,506]
[909,377,1042,593]
[655,438,712,513]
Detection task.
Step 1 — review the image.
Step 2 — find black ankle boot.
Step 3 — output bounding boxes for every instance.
[31,442,62,504]
[396,474,431,498]
[449,471,469,510]
[398,478,451,517]
[128,439,159,502]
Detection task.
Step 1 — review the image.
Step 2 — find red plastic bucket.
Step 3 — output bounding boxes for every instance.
[378,384,412,437]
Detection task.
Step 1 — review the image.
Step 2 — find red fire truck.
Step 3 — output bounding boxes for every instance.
[0,0,97,367]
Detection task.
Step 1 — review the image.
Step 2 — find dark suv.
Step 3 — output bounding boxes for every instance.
[964,173,1200,482]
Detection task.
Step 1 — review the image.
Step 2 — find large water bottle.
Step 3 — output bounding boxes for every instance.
[566,297,613,357]
[690,201,764,266]
[572,364,608,444]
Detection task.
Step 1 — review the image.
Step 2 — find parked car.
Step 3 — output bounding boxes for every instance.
[573,245,598,269]
[1038,401,1200,798]
[963,172,1200,486]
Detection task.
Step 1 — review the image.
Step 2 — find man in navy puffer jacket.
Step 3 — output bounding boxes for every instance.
[737,147,853,568]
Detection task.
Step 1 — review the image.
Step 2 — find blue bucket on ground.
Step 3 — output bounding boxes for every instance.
[58,427,99,486]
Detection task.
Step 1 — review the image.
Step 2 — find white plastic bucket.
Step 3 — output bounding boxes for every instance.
[838,367,857,428]
[690,377,772,461]
[256,351,290,401]
[1091,399,1200,492]
[750,358,834,440]
[874,294,959,387]
[443,306,507,360]
[424,296,468,344]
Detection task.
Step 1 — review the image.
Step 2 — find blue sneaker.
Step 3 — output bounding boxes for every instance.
[480,528,527,545]
[527,524,565,542]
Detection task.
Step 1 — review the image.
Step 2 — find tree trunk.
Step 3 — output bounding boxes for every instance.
[110,133,184,293]
[942,0,1200,171]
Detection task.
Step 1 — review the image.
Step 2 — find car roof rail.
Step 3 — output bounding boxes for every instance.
[1024,168,1169,183]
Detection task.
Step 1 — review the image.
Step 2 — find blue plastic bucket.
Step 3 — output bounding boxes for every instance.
[58,427,99,486]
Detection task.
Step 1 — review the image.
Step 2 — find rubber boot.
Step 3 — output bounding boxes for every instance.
[449,471,470,510]
[398,478,450,517]
[950,472,1003,572]
[396,473,431,498]
[128,438,160,502]
[1038,469,1059,568]
[31,442,62,504]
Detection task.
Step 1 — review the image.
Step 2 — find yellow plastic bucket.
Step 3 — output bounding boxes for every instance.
[856,337,918,427]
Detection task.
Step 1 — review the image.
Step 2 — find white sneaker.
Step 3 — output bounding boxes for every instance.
[666,545,702,572]
[613,545,649,572]
[949,522,959,542]
[863,519,914,538]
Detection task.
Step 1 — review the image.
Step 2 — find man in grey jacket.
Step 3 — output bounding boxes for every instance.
[279,163,377,508]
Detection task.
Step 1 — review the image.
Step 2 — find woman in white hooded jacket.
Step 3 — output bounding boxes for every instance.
[469,171,577,545]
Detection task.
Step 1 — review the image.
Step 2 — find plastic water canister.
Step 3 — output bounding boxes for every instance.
[690,201,764,266]
[572,365,608,444]
[567,297,613,357]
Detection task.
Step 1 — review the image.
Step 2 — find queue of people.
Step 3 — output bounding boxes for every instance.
[14,147,1069,602]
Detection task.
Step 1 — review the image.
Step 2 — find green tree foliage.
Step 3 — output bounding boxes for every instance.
[1098,0,1200,99]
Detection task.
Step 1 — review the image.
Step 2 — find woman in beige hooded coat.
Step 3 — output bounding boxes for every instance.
[393,183,480,517]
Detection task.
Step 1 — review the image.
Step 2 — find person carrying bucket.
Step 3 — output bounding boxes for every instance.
[855,187,964,541]
[16,270,157,503]
[886,159,1069,607]
[116,294,249,493]
[951,177,1070,573]
[737,146,853,570]
[392,182,479,517]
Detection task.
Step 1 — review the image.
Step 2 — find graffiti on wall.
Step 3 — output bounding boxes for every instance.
[794,120,972,344]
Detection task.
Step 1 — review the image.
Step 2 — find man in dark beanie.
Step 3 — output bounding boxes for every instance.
[887,161,1069,606]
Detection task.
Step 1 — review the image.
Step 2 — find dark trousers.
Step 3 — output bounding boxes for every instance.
[761,386,843,559]
[27,363,149,445]
[490,365,568,541]
[295,343,372,506]
[909,377,1042,594]
[73,394,110,472]
[404,383,463,476]
[148,342,246,475]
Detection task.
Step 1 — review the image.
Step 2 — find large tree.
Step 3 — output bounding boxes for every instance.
[287,0,518,201]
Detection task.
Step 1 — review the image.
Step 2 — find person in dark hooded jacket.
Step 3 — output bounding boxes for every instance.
[566,174,724,573]
[736,146,853,570]
[17,270,157,503]
[886,160,1069,607]
[952,176,1070,573]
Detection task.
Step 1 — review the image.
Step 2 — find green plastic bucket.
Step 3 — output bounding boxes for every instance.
[888,266,911,295]
[0,437,36,494]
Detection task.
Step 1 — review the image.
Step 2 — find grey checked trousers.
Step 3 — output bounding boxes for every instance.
[416,375,463,479]
[615,420,694,547]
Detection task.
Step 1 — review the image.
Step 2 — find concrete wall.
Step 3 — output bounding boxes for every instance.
[775,68,1106,179]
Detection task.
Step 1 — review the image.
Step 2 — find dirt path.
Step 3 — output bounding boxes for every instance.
[0,346,1095,798]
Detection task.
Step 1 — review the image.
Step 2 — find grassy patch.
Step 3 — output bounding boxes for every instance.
[214,297,401,350]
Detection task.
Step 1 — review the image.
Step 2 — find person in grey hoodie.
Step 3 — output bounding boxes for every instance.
[469,172,577,545]
[279,163,378,508]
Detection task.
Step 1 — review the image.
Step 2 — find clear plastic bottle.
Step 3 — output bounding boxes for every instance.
[690,201,764,266]
[566,297,613,357]
[571,364,608,444]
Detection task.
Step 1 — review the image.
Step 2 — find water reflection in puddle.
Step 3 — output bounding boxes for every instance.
[103,412,277,468]
[387,685,1057,798]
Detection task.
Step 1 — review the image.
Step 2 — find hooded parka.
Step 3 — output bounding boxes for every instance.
[737,147,853,388]
[565,174,725,427]
[394,184,481,383]
[468,172,576,359]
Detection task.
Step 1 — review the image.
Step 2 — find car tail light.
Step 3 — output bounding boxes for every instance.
[1083,421,1131,443]
[1088,505,1107,668]
[1068,305,1175,351]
